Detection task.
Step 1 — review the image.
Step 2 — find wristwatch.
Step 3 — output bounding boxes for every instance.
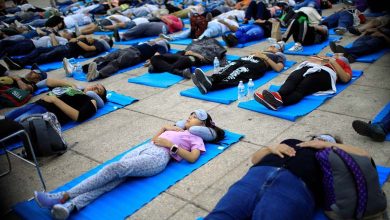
[170,144,179,155]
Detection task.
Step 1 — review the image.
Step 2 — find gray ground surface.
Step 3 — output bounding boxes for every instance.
[0,1,389,219]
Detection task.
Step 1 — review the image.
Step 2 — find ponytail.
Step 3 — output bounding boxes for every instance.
[205,113,225,142]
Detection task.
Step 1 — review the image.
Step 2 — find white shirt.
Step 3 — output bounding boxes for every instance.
[132,17,149,25]
[108,14,131,24]
[295,7,322,25]
[64,13,92,28]
[216,10,245,21]
[32,36,68,48]
[211,18,239,33]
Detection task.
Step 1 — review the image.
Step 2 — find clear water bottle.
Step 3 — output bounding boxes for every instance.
[247,79,254,100]
[213,57,220,74]
[73,62,82,75]
[237,80,246,101]
[162,25,167,35]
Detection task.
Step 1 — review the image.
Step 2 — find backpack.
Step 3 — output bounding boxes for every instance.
[190,13,208,39]
[19,112,67,158]
[316,147,387,220]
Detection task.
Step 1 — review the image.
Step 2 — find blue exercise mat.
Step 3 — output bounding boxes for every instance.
[196,165,390,220]
[0,91,137,155]
[180,60,296,104]
[24,48,118,72]
[183,18,190,24]
[93,29,127,36]
[13,130,244,220]
[372,102,390,141]
[238,70,363,121]
[73,62,144,81]
[325,43,389,63]
[127,54,241,88]
[114,36,158,45]
[218,38,266,48]
[284,36,342,56]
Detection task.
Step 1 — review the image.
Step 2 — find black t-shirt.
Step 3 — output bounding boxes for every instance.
[253,139,324,204]
[68,39,106,58]
[35,94,96,124]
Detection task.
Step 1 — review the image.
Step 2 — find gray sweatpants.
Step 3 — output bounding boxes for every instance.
[94,47,141,78]
[67,143,171,209]
[122,22,167,40]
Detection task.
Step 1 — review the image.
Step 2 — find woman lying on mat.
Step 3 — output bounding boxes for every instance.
[205,134,372,220]
[254,53,351,110]
[34,109,225,220]
[280,8,327,52]
[192,42,286,94]
[5,78,107,125]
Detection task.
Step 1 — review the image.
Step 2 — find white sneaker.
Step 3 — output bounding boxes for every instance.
[63,58,74,77]
[74,24,81,37]
[159,33,172,41]
[87,62,99,81]
[14,20,23,28]
[51,202,75,220]
[288,43,303,52]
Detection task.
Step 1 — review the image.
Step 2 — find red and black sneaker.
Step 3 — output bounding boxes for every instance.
[254,92,277,110]
[262,90,283,108]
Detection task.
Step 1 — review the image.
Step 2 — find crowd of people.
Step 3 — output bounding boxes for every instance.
[0,0,389,219]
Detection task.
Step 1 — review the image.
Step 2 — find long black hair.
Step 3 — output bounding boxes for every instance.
[204,113,225,142]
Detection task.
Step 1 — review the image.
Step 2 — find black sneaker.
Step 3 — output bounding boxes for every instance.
[182,68,192,79]
[329,41,338,53]
[262,90,283,108]
[347,26,361,36]
[113,28,120,42]
[352,120,386,142]
[3,56,23,70]
[0,63,8,76]
[192,68,212,94]
[254,92,277,110]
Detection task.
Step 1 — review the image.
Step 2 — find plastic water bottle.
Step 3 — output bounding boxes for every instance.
[73,62,82,75]
[247,79,254,100]
[237,81,246,101]
[162,25,167,35]
[213,57,220,74]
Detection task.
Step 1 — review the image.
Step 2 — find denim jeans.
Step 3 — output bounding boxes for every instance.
[294,0,321,14]
[199,22,223,39]
[5,103,47,122]
[346,35,387,59]
[205,166,315,220]
[235,24,264,44]
[321,10,353,29]
[15,45,71,66]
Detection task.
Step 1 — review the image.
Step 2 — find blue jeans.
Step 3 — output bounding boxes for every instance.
[294,0,321,14]
[245,1,271,20]
[346,35,387,59]
[15,45,71,66]
[321,10,353,29]
[235,24,264,44]
[5,103,47,122]
[205,166,315,220]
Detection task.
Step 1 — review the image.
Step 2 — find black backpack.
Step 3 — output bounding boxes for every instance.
[20,112,67,158]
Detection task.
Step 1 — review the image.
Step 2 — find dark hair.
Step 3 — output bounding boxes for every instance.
[99,85,108,103]
[105,38,114,48]
[204,113,225,142]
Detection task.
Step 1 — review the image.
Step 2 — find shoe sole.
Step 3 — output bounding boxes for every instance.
[262,90,282,108]
[352,120,386,142]
[191,74,207,94]
[254,93,277,111]
[194,68,212,89]
[87,62,99,81]
[51,205,69,220]
[63,58,73,77]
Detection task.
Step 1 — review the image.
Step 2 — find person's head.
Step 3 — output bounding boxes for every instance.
[25,64,47,83]
[99,36,113,48]
[266,42,284,53]
[84,84,107,103]
[309,134,343,144]
[185,109,225,141]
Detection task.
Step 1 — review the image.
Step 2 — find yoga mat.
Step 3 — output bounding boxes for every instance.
[325,43,389,63]
[218,38,266,48]
[196,165,390,220]
[13,130,244,220]
[93,29,127,36]
[372,102,390,141]
[73,62,144,82]
[127,54,241,88]
[283,36,342,56]
[180,60,296,104]
[113,36,158,45]
[0,91,137,154]
[238,70,363,121]
[183,18,190,24]
[24,48,118,72]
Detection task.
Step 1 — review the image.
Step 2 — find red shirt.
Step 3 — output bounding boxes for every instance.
[161,15,183,34]
[325,58,352,78]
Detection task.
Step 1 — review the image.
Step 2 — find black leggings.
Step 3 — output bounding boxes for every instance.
[210,58,268,91]
[150,53,195,74]
[278,66,332,106]
[282,12,315,45]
